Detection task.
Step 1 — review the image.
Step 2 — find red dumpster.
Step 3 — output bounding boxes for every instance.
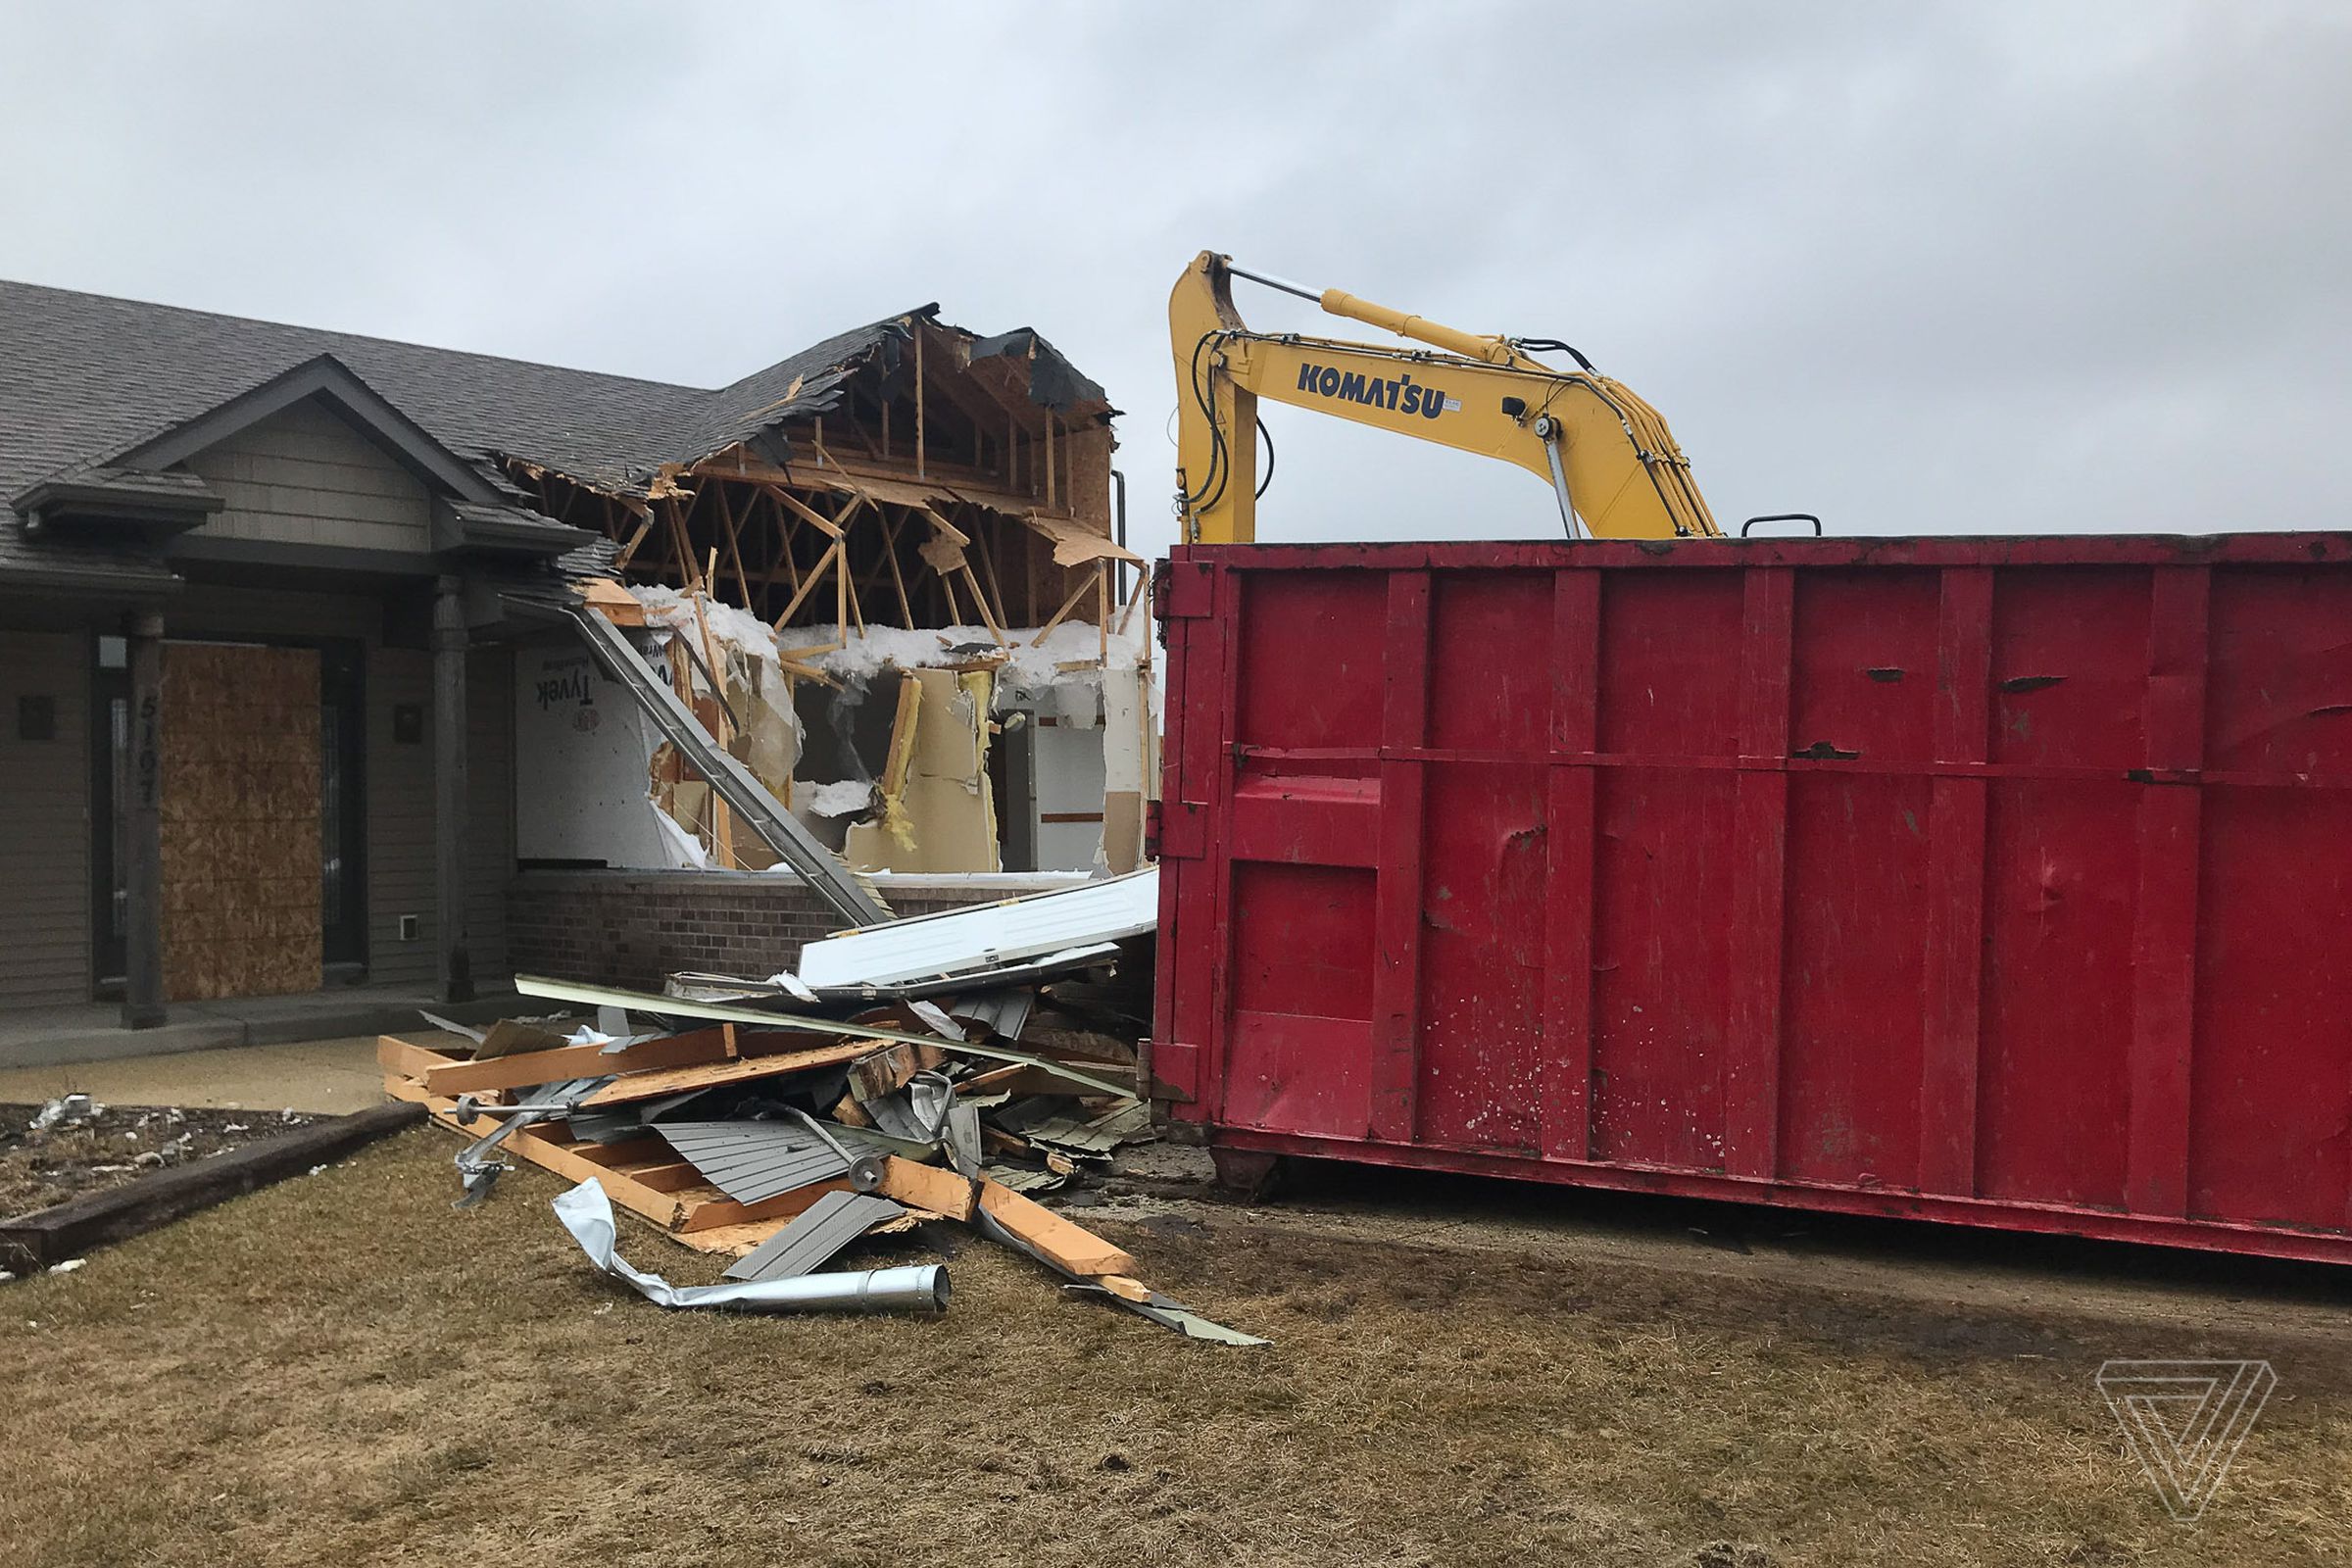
[1152,534,2352,1264]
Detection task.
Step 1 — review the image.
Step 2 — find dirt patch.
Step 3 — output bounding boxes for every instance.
[0,1102,318,1218]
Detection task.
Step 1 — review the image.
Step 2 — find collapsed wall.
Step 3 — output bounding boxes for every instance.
[507,306,1154,883]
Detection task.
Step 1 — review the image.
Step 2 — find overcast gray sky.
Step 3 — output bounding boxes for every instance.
[3,1,2345,557]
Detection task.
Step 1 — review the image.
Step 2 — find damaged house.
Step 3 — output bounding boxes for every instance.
[0,279,1150,1035]
[513,309,1152,884]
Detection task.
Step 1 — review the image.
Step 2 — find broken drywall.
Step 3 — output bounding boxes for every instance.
[544,582,1152,878]
[845,667,999,874]
[1099,660,1156,874]
[631,585,809,868]
[514,646,674,868]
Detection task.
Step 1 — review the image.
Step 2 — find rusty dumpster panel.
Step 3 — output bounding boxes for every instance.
[1151,533,2352,1263]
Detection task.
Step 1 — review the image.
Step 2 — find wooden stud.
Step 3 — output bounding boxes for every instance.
[771,485,845,539]
[579,1037,878,1106]
[874,1154,976,1220]
[714,484,754,608]
[1030,571,1096,647]
[939,561,963,624]
[1093,1274,1153,1303]
[971,513,1012,630]
[772,540,843,629]
[612,512,654,570]
[377,1032,460,1083]
[959,563,1006,645]
[664,498,697,590]
[384,1076,689,1230]
[410,1028,740,1097]
[687,558,736,869]
[836,533,853,646]
[675,1177,856,1235]
[765,489,803,594]
[976,1177,1134,1275]
[880,514,915,625]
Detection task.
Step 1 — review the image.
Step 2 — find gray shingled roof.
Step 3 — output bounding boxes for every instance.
[0,279,975,591]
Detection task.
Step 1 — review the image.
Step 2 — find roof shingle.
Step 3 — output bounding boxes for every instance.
[0,280,1105,592]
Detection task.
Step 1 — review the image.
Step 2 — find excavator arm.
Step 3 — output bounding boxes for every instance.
[1171,250,1722,543]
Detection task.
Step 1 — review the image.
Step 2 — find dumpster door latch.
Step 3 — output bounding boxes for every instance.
[1151,799,1209,860]
[1153,558,1216,623]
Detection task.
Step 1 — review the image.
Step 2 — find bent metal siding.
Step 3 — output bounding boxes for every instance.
[1154,534,2352,1265]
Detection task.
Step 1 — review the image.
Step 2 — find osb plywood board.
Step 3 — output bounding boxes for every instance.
[160,643,322,1001]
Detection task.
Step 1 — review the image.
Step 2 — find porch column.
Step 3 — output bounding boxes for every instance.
[121,610,167,1028]
[433,576,473,1004]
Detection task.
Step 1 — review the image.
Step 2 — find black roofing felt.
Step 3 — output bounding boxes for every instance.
[0,279,1096,589]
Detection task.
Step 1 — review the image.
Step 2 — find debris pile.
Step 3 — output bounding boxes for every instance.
[385,869,1261,1343]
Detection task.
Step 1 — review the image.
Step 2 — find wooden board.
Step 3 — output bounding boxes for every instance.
[384,1073,690,1229]
[159,643,321,1001]
[873,1154,978,1221]
[976,1176,1133,1275]
[377,1033,463,1083]
[576,1037,877,1106]
[384,1073,837,1257]
[412,1027,734,1096]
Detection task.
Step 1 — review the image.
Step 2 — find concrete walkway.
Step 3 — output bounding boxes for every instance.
[0,1035,400,1115]
[0,984,522,1070]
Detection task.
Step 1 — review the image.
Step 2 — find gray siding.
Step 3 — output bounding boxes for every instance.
[183,398,432,553]
[0,586,518,1006]
[366,646,514,987]
[0,631,91,1008]
[367,647,435,987]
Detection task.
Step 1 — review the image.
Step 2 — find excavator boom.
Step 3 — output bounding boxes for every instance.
[1171,251,1721,543]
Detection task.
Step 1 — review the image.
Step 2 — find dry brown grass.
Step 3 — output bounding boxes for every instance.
[2,1130,2348,1567]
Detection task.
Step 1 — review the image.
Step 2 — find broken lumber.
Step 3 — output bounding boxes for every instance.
[399,1028,732,1097]
[510,974,1134,1098]
[377,1032,461,1083]
[576,1038,878,1106]
[384,1075,693,1229]
[867,1154,977,1221]
[975,1176,1133,1276]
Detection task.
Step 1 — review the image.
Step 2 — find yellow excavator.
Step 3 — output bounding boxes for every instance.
[1171,251,1801,545]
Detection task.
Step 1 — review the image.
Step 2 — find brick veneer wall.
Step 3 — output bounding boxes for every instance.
[503,870,1057,991]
